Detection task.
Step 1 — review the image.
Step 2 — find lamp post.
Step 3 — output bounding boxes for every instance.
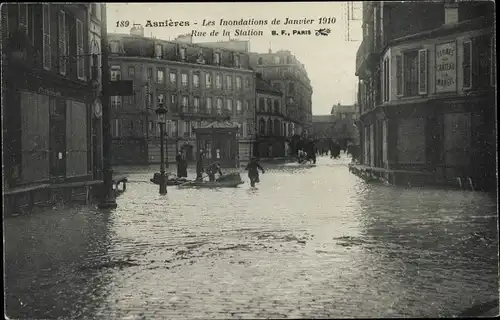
[155,102,168,195]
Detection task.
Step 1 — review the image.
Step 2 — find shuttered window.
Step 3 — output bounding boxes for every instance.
[462,40,472,89]
[42,3,51,70]
[418,49,428,95]
[58,11,67,75]
[76,19,85,80]
[396,55,403,96]
[20,92,50,183]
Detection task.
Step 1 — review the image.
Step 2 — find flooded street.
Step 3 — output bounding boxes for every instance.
[4,156,498,319]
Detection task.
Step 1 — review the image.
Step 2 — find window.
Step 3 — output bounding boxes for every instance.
[193,74,200,88]
[205,72,212,88]
[226,75,232,90]
[234,54,240,68]
[274,100,280,113]
[259,98,265,112]
[383,57,389,102]
[169,71,176,84]
[112,119,121,137]
[181,95,188,109]
[226,99,233,114]
[181,73,188,86]
[42,3,51,70]
[128,66,135,78]
[111,96,122,108]
[156,68,165,84]
[267,119,273,135]
[76,19,84,79]
[396,55,403,96]
[206,97,212,114]
[58,10,67,75]
[216,98,223,114]
[401,51,419,97]
[109,41,120,53]
[266,98,272,112]
[258,57,263,65]
[274,56,280,64]
[245,77,250,88]
[157,93,164,104]
[171,94,177,110]
[147,68,153,81]
[288,82,294,93]
[236,76,242,90]
[236,100,243,115]
[155,44,163,59]
[110,68,121,81]
[193,97,200,112]
[244,100,249,113]
[418,49,428,95]
[216,74,222,89]
[214,52,221,65]
[179,47,186,60]
[259,118,266,135]
[148,121,154,132]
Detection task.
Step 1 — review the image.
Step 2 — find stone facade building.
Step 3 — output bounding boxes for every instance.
[254,73,286,158]
[356,1,495,190]
[249,50,313,137]
[107,26,256,165]
[3,3,105,191]
[330,103,359,146]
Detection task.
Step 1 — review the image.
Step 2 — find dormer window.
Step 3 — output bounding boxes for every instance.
[234,54,240,68]
[154,44,163,59]
[214,52,221,65]
[179,47,186,60]
[196,49,205,63]
[109,40,121,54]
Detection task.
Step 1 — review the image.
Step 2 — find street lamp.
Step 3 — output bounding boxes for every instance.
[155,102,168,195]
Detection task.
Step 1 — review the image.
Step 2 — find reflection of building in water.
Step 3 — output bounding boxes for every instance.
[107,26,256,165]
[355,1,495,190]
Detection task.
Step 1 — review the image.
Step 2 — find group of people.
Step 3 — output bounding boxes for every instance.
[297,149,316,164]
[194,149,265,187]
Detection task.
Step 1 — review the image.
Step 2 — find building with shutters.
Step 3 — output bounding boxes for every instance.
[249,49,313,137]
[254,73,286,158]
[107,26,256,165]
[355,1,495,190]
[2,4,105,194]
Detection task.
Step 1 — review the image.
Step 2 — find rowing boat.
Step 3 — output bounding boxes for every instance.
[177,180,245,189]
[150,174,189,186]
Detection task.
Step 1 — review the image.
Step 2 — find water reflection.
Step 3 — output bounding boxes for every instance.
[4,205,114,319]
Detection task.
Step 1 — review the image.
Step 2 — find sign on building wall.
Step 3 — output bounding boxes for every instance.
[435,42,457,93]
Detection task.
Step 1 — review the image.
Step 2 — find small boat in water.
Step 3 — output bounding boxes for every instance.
[178,172,244,189]
[150,173,190,186]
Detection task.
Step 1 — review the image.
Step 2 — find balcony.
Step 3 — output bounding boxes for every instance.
[355,39,378,78]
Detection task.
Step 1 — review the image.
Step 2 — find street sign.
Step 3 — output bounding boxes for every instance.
[108,80,134,96]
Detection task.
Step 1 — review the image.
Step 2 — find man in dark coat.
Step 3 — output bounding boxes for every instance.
[195,149,205,181]
[176,152,188,178]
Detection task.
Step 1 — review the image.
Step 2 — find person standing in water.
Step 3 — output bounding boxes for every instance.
[245,157,265,187]
[195,149,205,181]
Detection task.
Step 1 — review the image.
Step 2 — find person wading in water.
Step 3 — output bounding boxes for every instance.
[206,162,223,182]
[245,157,265,187]
[195,149,205,181]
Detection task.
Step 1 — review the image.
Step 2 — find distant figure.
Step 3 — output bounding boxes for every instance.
[196,149,205,181]
[245,157,265,187]
[206,162,223,182]
[176,152,188,178]
[330,142,341,159]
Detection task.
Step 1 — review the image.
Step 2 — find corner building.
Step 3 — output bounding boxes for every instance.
[107,27,256,165]
[249,50,313,138]
[356,1,495,190]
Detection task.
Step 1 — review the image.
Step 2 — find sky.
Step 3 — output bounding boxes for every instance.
[106,2,362,115]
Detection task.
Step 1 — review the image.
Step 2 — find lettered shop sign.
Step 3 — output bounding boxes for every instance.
[435,42,457,93]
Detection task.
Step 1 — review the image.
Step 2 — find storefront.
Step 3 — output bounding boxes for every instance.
[4,66,94,188]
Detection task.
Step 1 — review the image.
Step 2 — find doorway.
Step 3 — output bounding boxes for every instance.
[49,99,66,179]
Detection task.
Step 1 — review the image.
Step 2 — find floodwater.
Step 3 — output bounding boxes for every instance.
[4,155,499,319]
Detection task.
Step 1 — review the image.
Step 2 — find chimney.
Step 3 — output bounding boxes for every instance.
[130,25,144,37]
[444,1,459,25]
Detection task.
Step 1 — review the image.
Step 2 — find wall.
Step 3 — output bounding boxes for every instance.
[386,27,493,103]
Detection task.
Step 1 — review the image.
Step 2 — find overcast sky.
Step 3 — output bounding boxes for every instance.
[107,2,362,115]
